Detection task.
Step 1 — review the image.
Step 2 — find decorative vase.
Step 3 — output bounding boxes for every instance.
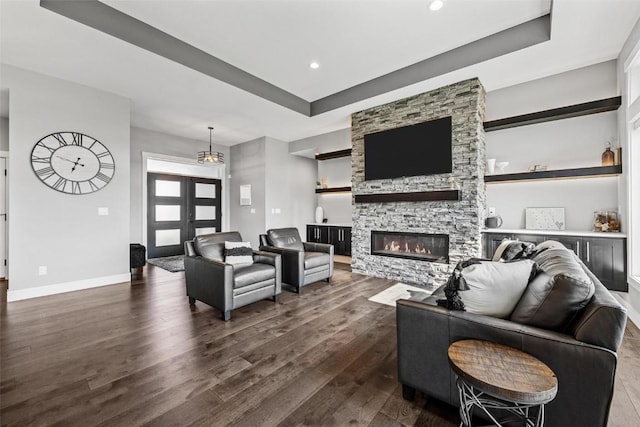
[486,158,496,175]
[315,206,324,224]
[602,145,615,166]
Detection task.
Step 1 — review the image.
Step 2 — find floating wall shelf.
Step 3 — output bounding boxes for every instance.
[483,96,622,132]
[315,148,352,161]
[315,186,352,194]
[484,165,622,183]
[355,190,460,203]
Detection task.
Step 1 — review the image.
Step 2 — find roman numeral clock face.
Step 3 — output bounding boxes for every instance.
[31,132,115,195]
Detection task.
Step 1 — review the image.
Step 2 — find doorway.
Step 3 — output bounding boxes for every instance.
[147,172,221,258]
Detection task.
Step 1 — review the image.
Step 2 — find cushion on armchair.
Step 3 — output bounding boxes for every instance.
[510,245,595,332]
[266,228,304,251]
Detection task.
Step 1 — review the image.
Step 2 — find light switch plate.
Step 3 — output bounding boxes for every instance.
[98,207,109,216]
[38,266,47,276]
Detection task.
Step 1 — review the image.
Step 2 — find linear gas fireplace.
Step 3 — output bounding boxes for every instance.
[371,231,449,263]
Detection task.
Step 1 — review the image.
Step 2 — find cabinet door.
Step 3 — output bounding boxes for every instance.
[545,236,582,257]
[306,225,317,242]
[342,227,352,256]
[584,237,627,291]
[318,226,329,244]
[514,234,547,246]
[483,233,514,258]
[328,227,341,253]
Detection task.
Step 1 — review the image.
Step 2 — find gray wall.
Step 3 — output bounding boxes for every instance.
[230,137,266,248]
[289,128,352,225]
[0,118,8,151]
[485,61,620,230]
[265,137,316,236]
[4,64,130,292]
[129,126,231,243]
[229,136,316,247]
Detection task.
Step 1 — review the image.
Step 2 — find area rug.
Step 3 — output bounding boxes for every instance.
[368,283,435,307]
[147,255,185,272]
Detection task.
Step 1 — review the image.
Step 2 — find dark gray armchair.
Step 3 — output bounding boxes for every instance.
[184,231,281,321]
[259,227,333,293]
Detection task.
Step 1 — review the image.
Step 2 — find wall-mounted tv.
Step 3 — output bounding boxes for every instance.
[364,116,452,181]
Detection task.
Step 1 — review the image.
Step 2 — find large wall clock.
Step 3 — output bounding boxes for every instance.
[30,131,115,195]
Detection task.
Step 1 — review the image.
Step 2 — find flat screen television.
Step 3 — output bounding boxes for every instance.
[364,116,452,181]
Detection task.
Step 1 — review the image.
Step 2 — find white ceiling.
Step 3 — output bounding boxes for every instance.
[1,0,640,146]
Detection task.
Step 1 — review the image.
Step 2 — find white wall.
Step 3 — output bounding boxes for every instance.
[485,61,620,231]
[4,65,130,299]
[129,126,230,243]
[0,117,8,151]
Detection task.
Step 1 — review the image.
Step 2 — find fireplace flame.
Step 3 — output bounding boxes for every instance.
[384,240,431,255]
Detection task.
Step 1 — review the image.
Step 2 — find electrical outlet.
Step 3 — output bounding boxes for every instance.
[488,207,496,216]
[38,266,47,276]
[250,208,256,214]
[275,208,281,214]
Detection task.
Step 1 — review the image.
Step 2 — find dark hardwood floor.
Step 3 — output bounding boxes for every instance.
[0,265,638,426]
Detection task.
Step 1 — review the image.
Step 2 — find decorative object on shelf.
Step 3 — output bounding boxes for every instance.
[30,131,115,195]
[485,215,503,229]
[616,146,622,166]
[198,126,224,164]
[486,158,496,175]
[320,177,328,189]
[322,218,328,223]
[316,181,322,189]
[529,164,548,172]
[602,142,615,166]
[239,184,251,206]
[496,161,509,174]
[315,206,324,223]
[593,211,620,232]
[525,207,565,230]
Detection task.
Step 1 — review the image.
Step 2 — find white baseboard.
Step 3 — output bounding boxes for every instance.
[7,273,131,302]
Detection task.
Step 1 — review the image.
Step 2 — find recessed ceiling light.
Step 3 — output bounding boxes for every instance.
[309,62,320,69]
[429,0,444,11]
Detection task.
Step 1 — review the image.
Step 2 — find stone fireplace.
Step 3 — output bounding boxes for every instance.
[371,231,449,263]
[351,78,486,286]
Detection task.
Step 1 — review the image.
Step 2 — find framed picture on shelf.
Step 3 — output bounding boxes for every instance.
[525,207,565,230]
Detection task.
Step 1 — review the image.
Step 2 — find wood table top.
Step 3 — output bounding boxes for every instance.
[448,339,558,405]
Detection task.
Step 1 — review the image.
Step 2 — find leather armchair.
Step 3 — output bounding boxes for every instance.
[259,227,333,293]
[184,231,281,321]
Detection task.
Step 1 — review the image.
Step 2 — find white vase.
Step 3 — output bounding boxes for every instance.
[486,158,496,175]
[315,206,324,223]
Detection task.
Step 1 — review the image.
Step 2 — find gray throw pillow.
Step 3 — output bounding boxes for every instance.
[438,259,537,319]
[511,246,595,332]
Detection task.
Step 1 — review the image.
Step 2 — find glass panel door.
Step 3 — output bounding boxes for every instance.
[147,174,222,259]
[188,177,221,240]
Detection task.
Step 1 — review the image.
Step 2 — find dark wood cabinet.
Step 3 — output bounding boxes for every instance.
[308,224,351,256]
[329,226,352,256]
[483,233,514,259]
[483,232,627,291]
[306,225,328,243]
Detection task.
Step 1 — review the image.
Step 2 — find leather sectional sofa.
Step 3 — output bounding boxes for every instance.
[396,241,627,427]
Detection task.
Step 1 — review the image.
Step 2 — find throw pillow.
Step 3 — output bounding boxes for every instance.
[438,258,537,318]
[510,245,595,332]
[224,241,253,265]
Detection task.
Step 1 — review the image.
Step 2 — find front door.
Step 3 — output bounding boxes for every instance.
[147,173,221,258]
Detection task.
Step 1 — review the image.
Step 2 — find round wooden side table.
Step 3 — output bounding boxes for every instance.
[448,339,558,427]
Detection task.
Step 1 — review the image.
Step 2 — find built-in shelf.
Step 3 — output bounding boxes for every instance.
[484,165,622,183]
[355,190,460,203]
[315,149,352,161]
[483,96,622,132]
[316,186,352,194]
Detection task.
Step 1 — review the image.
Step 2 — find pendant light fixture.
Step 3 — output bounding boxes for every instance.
[198,126,224,164]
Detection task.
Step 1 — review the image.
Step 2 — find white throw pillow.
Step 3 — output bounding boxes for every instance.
[458,260,536,318]
[224,241,253,265]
